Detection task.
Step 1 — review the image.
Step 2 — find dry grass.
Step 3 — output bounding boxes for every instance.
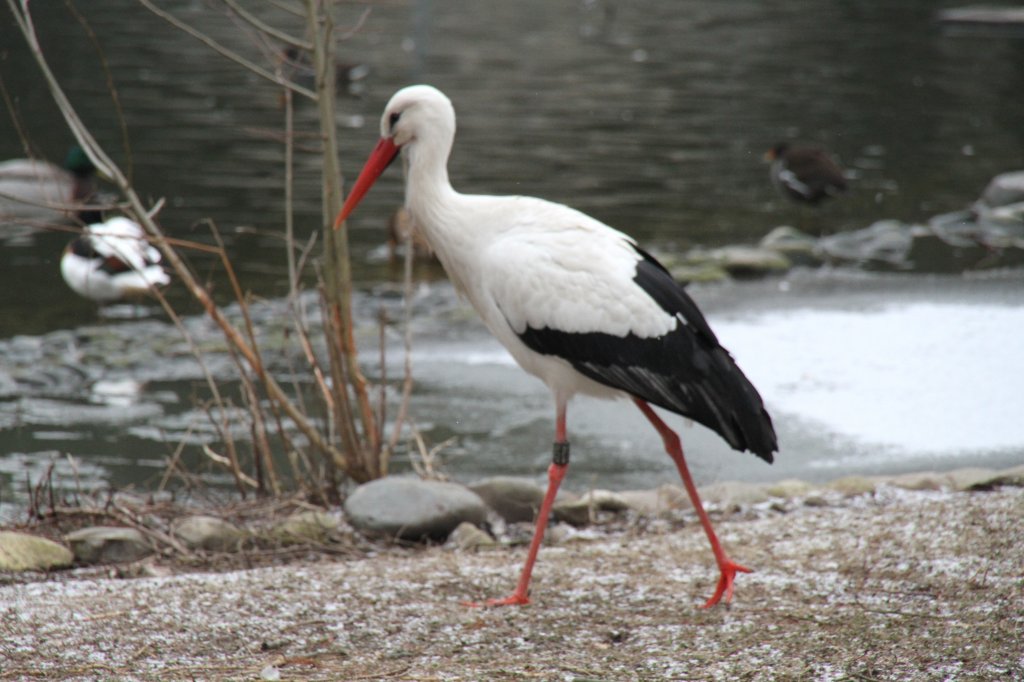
[1,485,1021,681]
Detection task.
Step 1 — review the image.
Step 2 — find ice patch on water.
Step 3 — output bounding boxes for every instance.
[712,301,1024,455]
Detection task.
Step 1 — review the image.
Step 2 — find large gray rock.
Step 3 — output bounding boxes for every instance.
[344,477,488,542]
[818,220,914,267]
[65,526,153,565]
[0,531,74,571]
[979,170,1024,208]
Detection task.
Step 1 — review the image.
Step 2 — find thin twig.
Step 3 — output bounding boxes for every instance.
[157,430,194,493]
[108,500,196,557]
[63,0,134,182]
[219,0,312,49]
[136,0,317,100]
[377,306,387,460]
[336,5,372,41]
[262,0,305,19]
[386,218,418,456]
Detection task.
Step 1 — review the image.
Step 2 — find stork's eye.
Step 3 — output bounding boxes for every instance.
[388,112,401,131]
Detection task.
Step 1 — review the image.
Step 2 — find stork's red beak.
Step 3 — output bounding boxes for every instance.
[334,137,400,229]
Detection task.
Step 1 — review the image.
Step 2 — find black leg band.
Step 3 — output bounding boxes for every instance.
[552,441,570,466]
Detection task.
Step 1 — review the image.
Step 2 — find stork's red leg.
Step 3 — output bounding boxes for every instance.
[634,398,752,607]
[467,403,570,607]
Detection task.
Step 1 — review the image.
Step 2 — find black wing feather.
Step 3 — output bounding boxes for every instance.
[518,247,777,463]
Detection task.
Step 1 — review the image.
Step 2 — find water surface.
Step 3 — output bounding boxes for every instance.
[1,1,1022,513]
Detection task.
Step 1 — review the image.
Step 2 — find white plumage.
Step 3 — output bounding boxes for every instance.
[338,85,777,608]
[61,215,169,303]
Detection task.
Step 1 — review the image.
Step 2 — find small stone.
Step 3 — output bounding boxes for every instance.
[707,245,791,278]
[270,510,341,544]
[65,526,153,565]
[469,476,546,523]
[137,563,173,578]
[827,475,879,497]
[542,523,573,546]
[448,522,495,551]
[988,464,1024,487]
[764,479,814,499]
[759,226,822,266]
[0,531,74,571]
[173,515,244,552]
[698,481,771,507]
[888,471,944,491]
[943,467,999,491]
[261,639,292,652]
[344,477,488,542]
[668,260,731,284]
[618,484,691,515]
[553,489,630,526]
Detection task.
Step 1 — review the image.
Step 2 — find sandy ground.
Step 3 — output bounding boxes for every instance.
[1,485,1022,681]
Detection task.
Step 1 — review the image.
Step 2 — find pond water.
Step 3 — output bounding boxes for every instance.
[1,0,1022,516]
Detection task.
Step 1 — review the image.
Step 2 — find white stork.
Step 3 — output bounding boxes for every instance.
[336,85,778,608]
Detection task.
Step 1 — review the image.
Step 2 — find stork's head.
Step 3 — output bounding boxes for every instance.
[335,85,456,228]
[380,84,455,148]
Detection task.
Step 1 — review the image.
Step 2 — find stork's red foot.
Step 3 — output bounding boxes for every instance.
[463,593,530,608]
[486,593,531,607]
[702,558,753,608]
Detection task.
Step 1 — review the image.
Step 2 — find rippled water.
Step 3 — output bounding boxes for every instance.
[1,1,1022,514]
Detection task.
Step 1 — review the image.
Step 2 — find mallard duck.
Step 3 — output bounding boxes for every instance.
[0,146,100,222]
[765,143,848,205]
[60,211,170,302]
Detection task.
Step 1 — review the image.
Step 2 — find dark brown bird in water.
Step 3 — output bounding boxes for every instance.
[765,143,848,206]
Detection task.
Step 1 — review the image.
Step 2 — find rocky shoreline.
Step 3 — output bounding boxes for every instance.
[1,465,1022,680]
[3,464,1022,575]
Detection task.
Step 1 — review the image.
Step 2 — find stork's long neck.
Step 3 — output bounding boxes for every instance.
[404,140,454,221]
[402,132,475,272]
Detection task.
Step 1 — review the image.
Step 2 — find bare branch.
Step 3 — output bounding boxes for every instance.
[386,222,418,459]
[219,0,312,50]
[337,5,372,41]
[262,0,305,19]
[136,0,317,100]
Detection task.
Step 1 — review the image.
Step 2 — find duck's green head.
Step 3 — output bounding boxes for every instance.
[64,145,96,177]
